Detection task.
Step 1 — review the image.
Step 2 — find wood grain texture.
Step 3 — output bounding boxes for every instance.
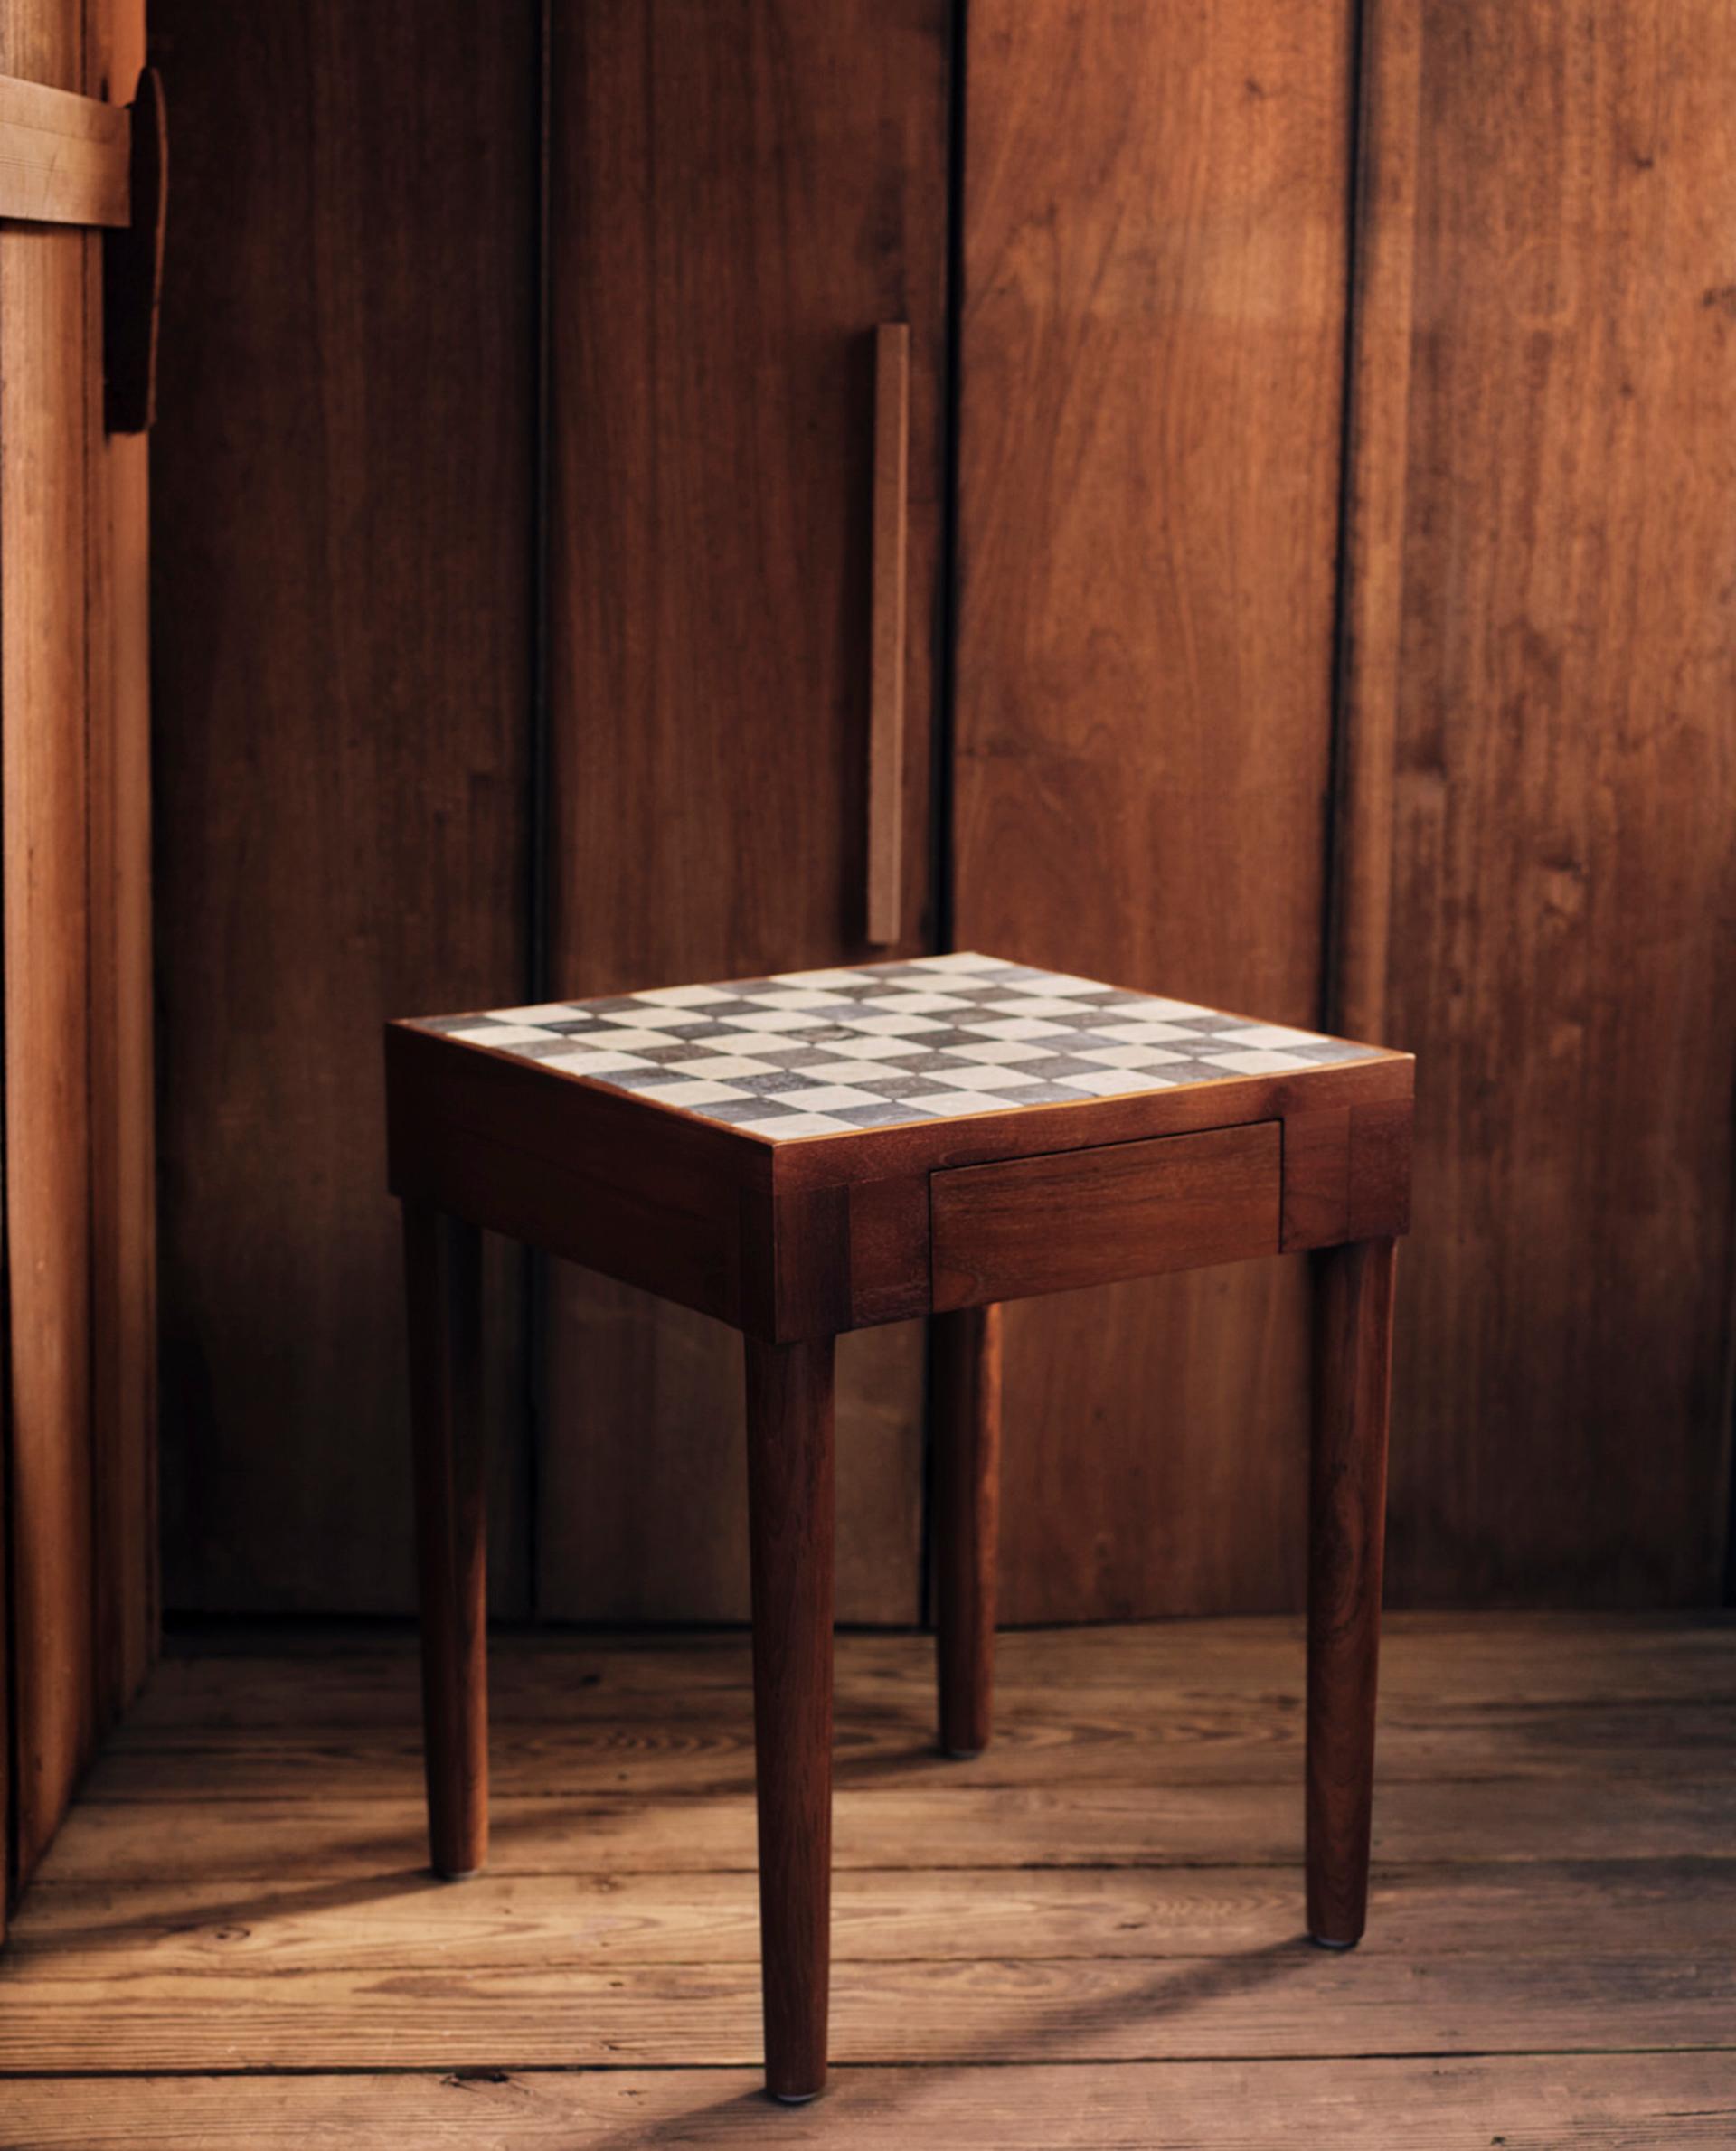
[1307,1238,1396,1945]
[0,69,127,225]
[4,1618,1735,2117]
[1349,0,1736,1604]
[385,1023,764,1330]
[2,0,95,1891]
[933,1303,1003,1756]
[745,1336,835,2099]
[88,1693,1736,1797]
[5,1951,1734,2072]
[1281,1108,1352,1251]
[387,1021,1406,1355]
[541,0,949,1620]
[43,1769,1736,1882]
[2,2056,1732,2149]
[24,1859,1736,1964]
[85,0,156,1741]
[150,0,537,1612]
[402,1205,488,1880]
[867,322,910,947]
[0,0,156,1920]
[930,1123,1282,1309]
[769,1053,1410,1194]
[120,1613,1736,1714]
[1329,0,1420,1045]
[955,0,1354,1620]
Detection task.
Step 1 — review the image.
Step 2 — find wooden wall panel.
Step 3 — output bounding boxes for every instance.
[1,0,96,1889]
[151,1,538,1612]
[86,0,156,1731]
[1344,0,1736,1603]
[953,0,1354,1619]
[541,1,950,1621]
[0,0,156,1921]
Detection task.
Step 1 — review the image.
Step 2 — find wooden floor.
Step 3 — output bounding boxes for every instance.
[3,1614,1734,2146]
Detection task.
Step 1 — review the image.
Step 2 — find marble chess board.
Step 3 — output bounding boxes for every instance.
[416,952,1379,1142]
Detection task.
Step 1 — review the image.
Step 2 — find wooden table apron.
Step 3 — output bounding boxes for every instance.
[383,1021,1412,1341]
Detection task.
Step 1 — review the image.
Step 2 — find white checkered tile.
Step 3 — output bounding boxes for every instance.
[416,954,1379,1141]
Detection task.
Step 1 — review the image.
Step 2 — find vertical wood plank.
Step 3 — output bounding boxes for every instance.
[1329,0,1420,1046]
[541,0,950,1621]
[867,322,910,948]
[955,0,1355,1618]
[1,0,96,1882]
[151,0,538,1612]
[85,0,156,1732]
[1351,0,1736,1602]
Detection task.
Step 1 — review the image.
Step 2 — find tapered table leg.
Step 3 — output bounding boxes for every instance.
[402,1200,488,1880]
[1307,1236,1397,1947]
[745,1335,836,2103]
[934,1303,1004,1757]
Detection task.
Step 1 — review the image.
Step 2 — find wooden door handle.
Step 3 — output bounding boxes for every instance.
[867,322,910,947]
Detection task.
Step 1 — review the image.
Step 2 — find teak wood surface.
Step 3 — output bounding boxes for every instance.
[541,0,949,1627]
[85,0,156,1761]
[152,0,1736,1637]
[386,1022,1412,1343]
[933,1303,1003,1758]
[402,1206,489,1882]
[1,0,156,1923]
[952,0,1358,1627]
[929,1124,1283,1310]
[151,0,538,1618]
[1,1,95,1888]
[389,1005,1410,2096]
[1338,0,1736,1608]
[4,1614,1732,2145]
[0,68,127,225]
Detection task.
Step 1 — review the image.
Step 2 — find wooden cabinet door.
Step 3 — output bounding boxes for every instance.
[952,0,1356,1618]
[3,0,155,1910]
[540,2,950,1620]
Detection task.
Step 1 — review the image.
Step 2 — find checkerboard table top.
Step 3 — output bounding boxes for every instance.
[409,952,1386,1144]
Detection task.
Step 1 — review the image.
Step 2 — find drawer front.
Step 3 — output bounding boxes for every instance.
[929,1121,1281,1310]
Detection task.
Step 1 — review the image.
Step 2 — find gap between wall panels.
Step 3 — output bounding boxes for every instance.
[523,0,553,1624]
[918,0,971,1634]
[1320,0,1372,1044]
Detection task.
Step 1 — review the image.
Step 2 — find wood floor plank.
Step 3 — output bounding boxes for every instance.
[33,1772,1736,1884]
[6,1618,1733,2125]
[90,1693,1736,1797]
[4,1952,1733,2071]
[3,2054,1734,2149]
[131,1613,1736,1727]
[14,1860,1732,1969]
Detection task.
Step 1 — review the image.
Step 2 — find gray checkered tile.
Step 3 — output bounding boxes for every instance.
[416,954,1380,1141]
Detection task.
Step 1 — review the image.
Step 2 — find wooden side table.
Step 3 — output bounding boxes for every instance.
[385,952,1412,2101]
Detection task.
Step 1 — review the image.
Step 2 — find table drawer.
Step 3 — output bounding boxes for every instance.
[929,1121,1281,1310]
